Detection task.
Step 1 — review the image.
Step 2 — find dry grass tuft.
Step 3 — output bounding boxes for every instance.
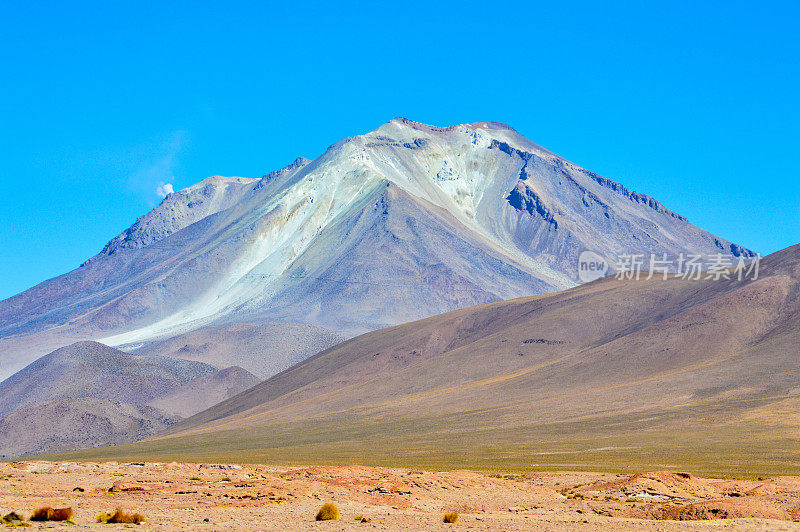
[96,509,146,524]
[443,511,459,523]
[29,507,73,522]
[52,508,73,522]
[1,512,28,527]
[29,508,52,521]
[315,502,340,521]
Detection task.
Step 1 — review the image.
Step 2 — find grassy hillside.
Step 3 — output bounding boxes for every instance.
[46,245,800,477]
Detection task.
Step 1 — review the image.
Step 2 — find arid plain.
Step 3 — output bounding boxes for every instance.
[4,461,800,530]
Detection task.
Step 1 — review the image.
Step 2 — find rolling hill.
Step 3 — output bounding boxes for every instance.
[0,341,259,458]
[52,244,799,476]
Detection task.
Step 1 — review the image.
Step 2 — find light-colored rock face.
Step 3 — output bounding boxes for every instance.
[0,118,752,379]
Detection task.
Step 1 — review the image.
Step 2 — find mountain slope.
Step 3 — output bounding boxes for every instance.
[69,244,799,475]
[0,341,216,418]
[0,398,178,459]
[94,175,261,259]
[0,341,261,458]
[248,182,556,331]
[146,366,260,418]
[131,320,344,379]
[0,118,752,379]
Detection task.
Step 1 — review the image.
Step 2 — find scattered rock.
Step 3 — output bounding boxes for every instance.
[109,480,146,492]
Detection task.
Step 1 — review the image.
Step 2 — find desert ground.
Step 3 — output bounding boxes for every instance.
[2,461,800,530]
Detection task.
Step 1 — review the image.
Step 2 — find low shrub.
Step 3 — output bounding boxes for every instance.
[29,507,73,522]
[96,509,146,524]
[1,512,28,527]
[443,511,459,523]
[315,503,340,521]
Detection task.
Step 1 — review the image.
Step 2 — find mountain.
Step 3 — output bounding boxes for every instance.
[145,365,259,418]
[130,320,345,379]
[70,244,798,475]
[0,341,215,418]
[0,341,259,457]
[0,118,752,380]
[0,398,178,459]
[93,175,260,258]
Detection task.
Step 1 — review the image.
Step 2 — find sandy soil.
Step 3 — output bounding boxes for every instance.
[1,461,800,530]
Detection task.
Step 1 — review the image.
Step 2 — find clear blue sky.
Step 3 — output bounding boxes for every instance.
[2,1,798,300]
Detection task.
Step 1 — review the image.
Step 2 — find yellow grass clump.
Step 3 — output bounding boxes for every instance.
[315,502,340,521]
[29,507,73,522]
[1,512,28,527]
[96,509,146,524]
[443,511,459,523]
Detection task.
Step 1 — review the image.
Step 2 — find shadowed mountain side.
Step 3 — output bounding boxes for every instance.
[131,321,345,379]
[88,244,799,475]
